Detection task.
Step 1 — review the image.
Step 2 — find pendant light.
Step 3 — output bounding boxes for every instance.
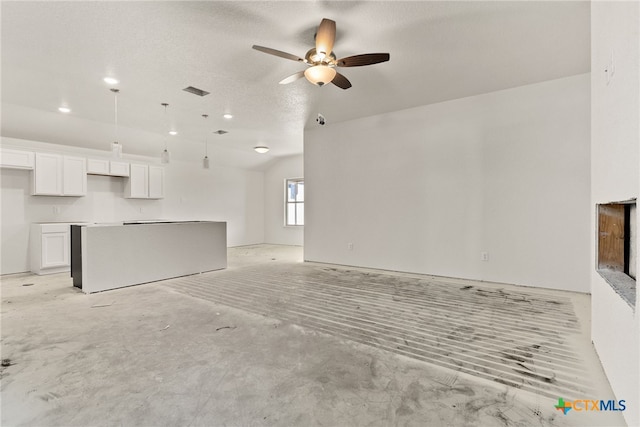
[202,114,210,169]
[161,103,171,164]
[110,88,123,158]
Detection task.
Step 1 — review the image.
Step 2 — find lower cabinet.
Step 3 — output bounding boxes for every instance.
[30,223,72,275]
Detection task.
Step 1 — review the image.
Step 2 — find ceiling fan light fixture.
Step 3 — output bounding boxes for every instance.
[254,146,270,154]
[304,65,336,86]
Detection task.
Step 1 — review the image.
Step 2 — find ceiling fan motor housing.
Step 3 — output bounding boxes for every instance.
[305,48,337,66]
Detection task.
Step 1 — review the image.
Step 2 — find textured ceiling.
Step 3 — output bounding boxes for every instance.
[1,1,590,170]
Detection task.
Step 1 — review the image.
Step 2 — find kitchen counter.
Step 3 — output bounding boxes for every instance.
[71,221,227,293]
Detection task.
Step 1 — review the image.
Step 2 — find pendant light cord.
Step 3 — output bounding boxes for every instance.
[114,93,118,142]
[163,103,168,151]
[203,114,209,156]
[111,88,119,143]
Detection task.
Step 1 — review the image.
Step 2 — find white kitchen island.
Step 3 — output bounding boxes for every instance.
[71,221,227,293]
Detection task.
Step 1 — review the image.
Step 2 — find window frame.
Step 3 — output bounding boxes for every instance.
[285,178,304,227]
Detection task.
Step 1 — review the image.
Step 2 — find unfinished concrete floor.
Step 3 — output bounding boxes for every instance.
[1,245,626,426]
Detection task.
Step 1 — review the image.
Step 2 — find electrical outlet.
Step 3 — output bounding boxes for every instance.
[139,207,144,213]
[53,206,60,214]
[481,252,489,261]
[347,242,354,250]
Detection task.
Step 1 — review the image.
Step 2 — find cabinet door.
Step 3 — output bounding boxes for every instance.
[110,161,130,177]
[1,148,34,169]
[126,164,149,198]
[41,232,69,268]
[63,156,87,196]
[33,153,62,195]
[87,158,109,175]
[148,166,164,199]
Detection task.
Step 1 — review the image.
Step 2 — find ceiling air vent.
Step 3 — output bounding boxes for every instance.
[213,130,228,135]
[183,86,210,97]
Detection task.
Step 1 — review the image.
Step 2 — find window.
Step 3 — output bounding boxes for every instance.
[286,178,304,226]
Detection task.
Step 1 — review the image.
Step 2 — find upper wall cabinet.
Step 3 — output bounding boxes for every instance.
[126,163,148,198]
[125,163,164,199]
[87,158,130,177]
[33,153,62,195]
[0,148,34,169]
[148,165,164,199]
[110,161,130,177]
[32,153,87,196]
[63,156,87,196]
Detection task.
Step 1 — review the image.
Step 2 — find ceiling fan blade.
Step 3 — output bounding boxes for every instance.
[315,18,336,57]
[336,53,390,67]
[279,71,305,85]
[331,72,352,90]
[252,45,304,62]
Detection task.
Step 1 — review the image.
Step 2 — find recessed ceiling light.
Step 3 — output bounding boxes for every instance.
[254,146,269,154]
[169,130,178,136]
[103,77,119,85]
[58,106,71,113]
[223,113,233,119]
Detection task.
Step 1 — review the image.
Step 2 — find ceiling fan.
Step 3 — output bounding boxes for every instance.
[252,18,390,90]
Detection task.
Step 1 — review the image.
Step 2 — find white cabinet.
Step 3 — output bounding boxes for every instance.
[148,165,164,199]
[87,158,109,175]
[110,161,130,177]
[126,163,149,198]
[0,148,34,169]
[32,153,86,196]
[87,158,130,177]
[33,153,62,195]
[125,164,164,199]
[63,156,87,196]
[30,223,71,275]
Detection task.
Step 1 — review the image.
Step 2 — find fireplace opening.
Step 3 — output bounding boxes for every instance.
[597,200,636,308]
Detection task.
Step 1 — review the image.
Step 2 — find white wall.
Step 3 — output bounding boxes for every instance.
[264,154,304,246]
[591,2,640,426]
[162,161,264,248]
[1,137,264,275]
[305,74,590,293]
